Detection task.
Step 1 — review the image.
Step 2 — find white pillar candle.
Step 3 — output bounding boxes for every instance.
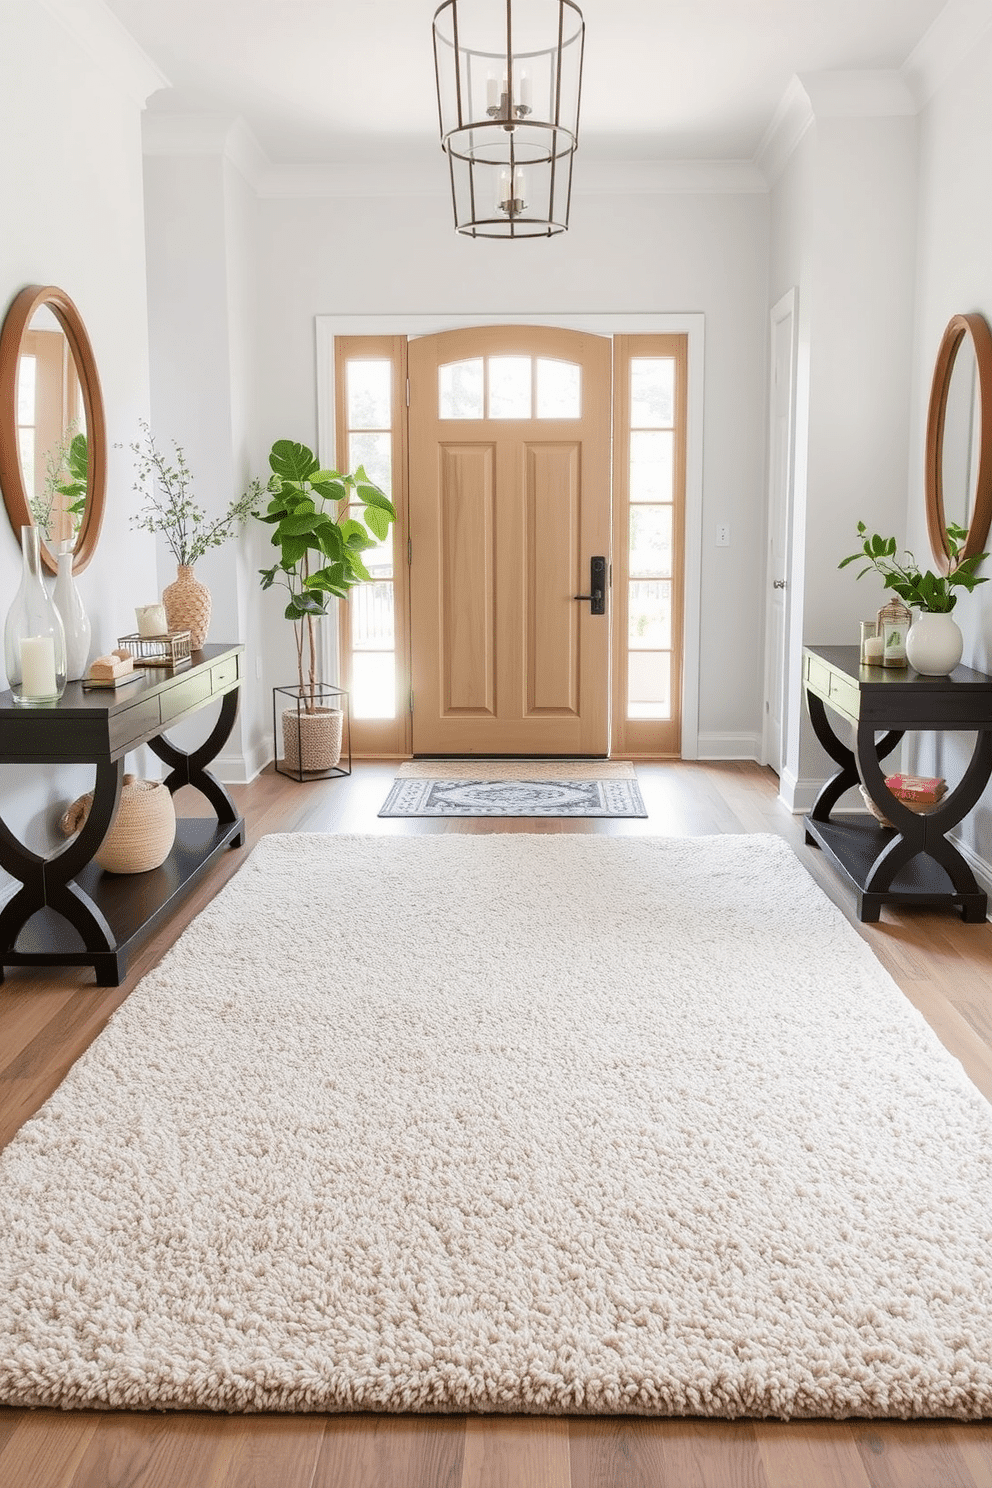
[486,74,499,108]
[518,71,531,108]
[20,635,57,697]
[136,603,168,638]
[497,166,512,211]
[863,636,884,663]
[513,166,527,203]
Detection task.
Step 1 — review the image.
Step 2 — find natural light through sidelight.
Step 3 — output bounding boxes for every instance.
[346,359,396,719]
[626,358,675,719]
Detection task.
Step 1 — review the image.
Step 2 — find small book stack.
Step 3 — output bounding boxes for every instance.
[860,773,947,826]
[884,773,947,806]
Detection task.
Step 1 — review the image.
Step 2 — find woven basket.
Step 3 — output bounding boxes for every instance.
[858,785,939,829]
[60,774,177,874]
[282,706,343,773]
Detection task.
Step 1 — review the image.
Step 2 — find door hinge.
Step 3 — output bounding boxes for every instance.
[409,688,415,713]
[406,378,410,407]
[407,537,412,566]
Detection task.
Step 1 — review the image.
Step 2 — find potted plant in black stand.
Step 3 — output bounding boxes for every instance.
[252,440,395,776]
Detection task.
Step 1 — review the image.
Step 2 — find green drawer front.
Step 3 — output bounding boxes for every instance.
[828,671,860,720]
[211,655,240,692]
[108,695,162,753]
[160,670,213,723]
[805,653,832,701]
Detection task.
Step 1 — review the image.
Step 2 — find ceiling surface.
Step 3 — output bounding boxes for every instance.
[105,0,949,163]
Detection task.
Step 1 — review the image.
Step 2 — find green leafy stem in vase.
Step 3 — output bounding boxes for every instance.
[839,522,988,612]
[127,420,254,566]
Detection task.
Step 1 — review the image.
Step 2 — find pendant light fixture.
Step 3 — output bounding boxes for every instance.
[433,0,585,238]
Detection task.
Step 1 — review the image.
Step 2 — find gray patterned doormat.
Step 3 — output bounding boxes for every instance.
[378,778,647,818]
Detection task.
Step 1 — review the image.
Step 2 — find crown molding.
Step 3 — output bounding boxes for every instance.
[38,0,166,104]
[575,159,766,195]
[142,113,269,188]
[754,76,814,187]
[902,0,992,107]
[756,69,916,187]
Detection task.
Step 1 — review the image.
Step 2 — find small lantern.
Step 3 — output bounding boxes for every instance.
[876,597,912,668]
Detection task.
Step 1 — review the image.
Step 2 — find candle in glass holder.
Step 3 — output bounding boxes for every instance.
[20,635,57,697]
[136,603,168,638]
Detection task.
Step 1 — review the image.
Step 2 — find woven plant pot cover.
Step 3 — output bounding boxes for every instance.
[163,565,211,650]
[282,706,343,773]
[60,775,176,874]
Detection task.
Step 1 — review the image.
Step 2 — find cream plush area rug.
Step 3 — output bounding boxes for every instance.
[2,833,992,1418]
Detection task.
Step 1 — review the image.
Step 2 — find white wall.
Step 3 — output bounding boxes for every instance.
[252,183,771,758]
[768,108,919,810]
[906,24,992,874]
[142,143,267,779]
[0,0,160,867]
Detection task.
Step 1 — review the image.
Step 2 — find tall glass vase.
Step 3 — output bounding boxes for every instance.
[53,542,91,681]
[3,525,67,704]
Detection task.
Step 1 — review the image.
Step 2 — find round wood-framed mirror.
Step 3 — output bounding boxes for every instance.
[925,311,992,575]
[0,284,107,574]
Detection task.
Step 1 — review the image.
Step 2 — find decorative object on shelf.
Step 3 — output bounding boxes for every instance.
[125,420,254,650]
[87,649,135,684]
[840,521,989,675]
[59,774,177,874]
[0,284,107,575]
[117,629,192,668]
[162,564,211,649]
[860,619,883,665]
[53,539,91,681]
[859,775,948,827]
[3,524,66,703]
[906,610,965,676]
[275,682,351,780]
[135,602,168,638]
[877,598,912,668]
[432,0,584,238]
[249,439,394,778]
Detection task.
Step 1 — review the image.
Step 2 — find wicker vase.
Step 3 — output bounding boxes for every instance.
[282,706,343,773]
[163,565,211,650]
[59,775,177,874]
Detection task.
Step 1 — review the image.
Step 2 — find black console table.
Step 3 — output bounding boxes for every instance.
[803,644,992,923]
[0,643,245,985]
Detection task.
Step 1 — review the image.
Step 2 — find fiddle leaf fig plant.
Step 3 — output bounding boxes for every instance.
[253,439,396,711]
[839,521,988,612]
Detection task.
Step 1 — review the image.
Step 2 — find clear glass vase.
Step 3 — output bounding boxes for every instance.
[3,525,67,704]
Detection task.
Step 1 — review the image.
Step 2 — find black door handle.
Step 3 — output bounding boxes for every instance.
[574,556,607,614]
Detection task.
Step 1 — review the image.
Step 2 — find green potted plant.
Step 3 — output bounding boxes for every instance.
[839,521,988,674]
[253,439,396,775]
[127,420,255,648]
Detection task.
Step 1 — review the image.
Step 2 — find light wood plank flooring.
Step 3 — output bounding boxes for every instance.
[1,760,991,1487]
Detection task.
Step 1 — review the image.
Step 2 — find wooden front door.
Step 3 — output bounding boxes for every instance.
[408,326,612,755]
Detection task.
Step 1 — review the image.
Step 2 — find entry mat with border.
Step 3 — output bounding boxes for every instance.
[378,777,648,818]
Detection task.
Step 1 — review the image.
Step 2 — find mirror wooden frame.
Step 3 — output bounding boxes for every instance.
[925,311,992,575]
[0,284,107,575]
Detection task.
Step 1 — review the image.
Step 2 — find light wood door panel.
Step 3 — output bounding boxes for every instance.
[409,326,611,755]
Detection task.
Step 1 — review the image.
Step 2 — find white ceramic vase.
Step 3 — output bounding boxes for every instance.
[53,545,92,681]
[906,610,963,676]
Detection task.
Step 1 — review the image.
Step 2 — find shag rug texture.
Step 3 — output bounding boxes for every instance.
[394,760,636,780]
[2,832,992,1419]
[379,778,647,817]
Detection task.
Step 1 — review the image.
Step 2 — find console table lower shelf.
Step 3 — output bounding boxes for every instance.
[802,816,985,922]
[0,817,243,985]
[0,643,246,986]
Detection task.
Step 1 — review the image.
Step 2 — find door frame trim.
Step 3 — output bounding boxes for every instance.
[316,312,704,759]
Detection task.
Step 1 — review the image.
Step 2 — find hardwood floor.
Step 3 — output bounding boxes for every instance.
[1,760,991,1487]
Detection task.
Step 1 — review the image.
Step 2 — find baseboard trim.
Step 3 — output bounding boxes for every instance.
[215,743,271,786]
[696,731,761,761]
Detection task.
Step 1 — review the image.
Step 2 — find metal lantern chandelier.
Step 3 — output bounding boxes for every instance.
[433,0,585,239]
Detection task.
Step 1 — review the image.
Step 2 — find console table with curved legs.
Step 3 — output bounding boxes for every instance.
[803,644,992,923]
[0,643,245,985]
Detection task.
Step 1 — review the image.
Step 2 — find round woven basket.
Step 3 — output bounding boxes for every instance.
[282,706,343,773]
[60,774,177,874]
[858,785,936,829]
